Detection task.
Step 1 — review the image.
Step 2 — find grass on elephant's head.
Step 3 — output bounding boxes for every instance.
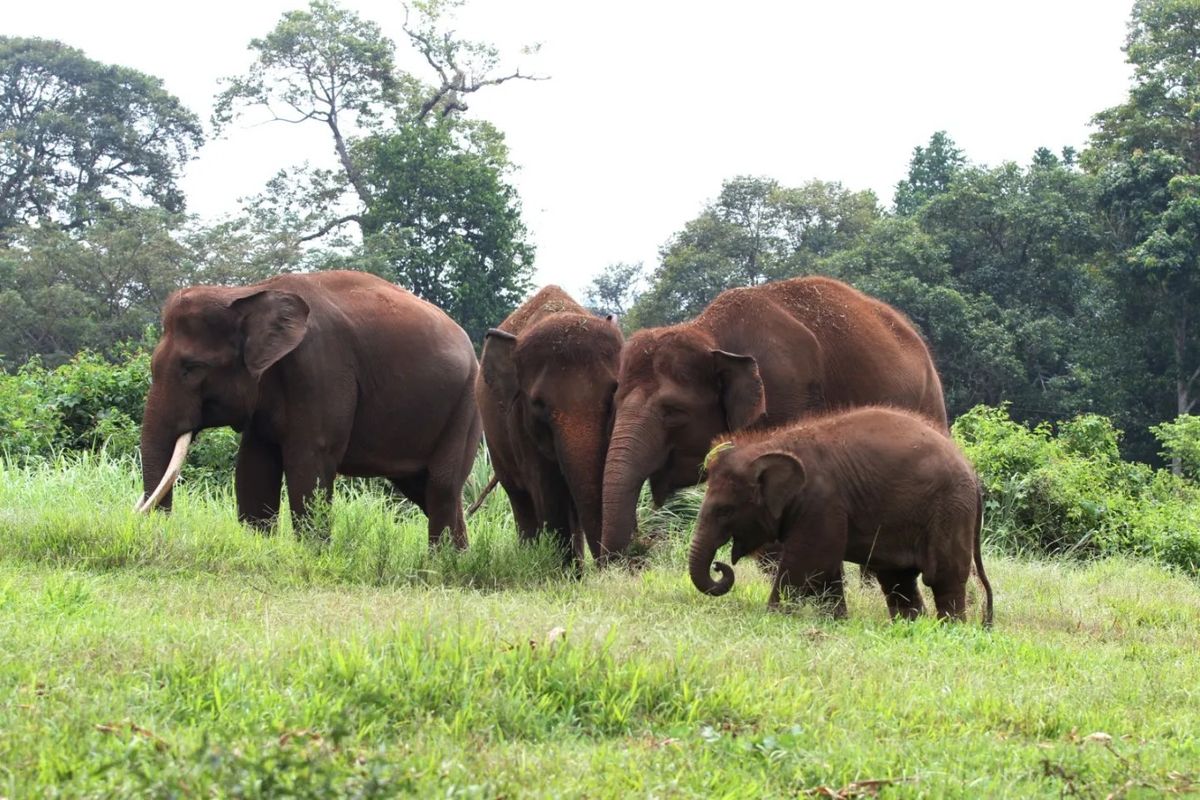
[0,451,566,589]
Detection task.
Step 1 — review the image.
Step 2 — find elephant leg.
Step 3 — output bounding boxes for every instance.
[425,474,467,549]
[235,434,283,530]
[874,568,925,621]
[282,449,338,539]
[423,383,481,550]
[771,510,848,618]
[928,579,969,622]
[503,485,541,542]
[390,472,429,513]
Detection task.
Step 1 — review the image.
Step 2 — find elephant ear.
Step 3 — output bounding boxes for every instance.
[231,291,310,380]
[713,350,767,430]
[753,451,805,519]
[481,329,520,406]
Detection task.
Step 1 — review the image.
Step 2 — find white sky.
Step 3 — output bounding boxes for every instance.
[7,0,1135,299]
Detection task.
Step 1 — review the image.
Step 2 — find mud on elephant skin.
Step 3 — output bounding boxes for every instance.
[600,275,948,562]
[137,270,482,547]
[689,406,993,626]
[477,285,623,567]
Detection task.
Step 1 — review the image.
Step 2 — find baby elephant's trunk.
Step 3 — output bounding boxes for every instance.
[688,520,735,596]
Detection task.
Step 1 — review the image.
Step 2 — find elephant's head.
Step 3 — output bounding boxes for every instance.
[137,286,310,513]
[689,443,804,596]
[481,312,623,545]
[599,328,767,560]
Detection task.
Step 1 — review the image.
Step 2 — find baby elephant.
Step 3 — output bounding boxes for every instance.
[689,407,993,626]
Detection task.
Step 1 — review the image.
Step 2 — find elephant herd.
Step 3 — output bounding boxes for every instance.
[136,269,992,625]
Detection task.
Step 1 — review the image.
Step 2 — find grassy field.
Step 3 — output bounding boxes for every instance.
[1,456,1198,798]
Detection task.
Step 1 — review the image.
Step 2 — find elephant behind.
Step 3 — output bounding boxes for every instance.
[138,270,482,547]
[476,286,623,566]
[601,275,947,561]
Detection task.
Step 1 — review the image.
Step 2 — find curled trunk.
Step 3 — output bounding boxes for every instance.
[689,518,735,596]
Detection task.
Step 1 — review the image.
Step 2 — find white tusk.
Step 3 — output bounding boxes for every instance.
[135,432,193,514]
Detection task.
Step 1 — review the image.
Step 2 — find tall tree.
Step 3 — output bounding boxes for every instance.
[894,131,966,216]
[1087,0,1200,426]
[586,262,644,319]
[215,0,542,338]
[0,37,203,237]
[628,176,878,327]
[349,120,533,342]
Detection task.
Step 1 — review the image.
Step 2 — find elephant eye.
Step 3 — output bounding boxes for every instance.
[660,404,688,426]
[181,359,209,377]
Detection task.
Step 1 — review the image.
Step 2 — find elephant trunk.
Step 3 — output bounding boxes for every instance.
[137,386,196,513]
[556,417,608,557]
[689,515,735,596]
[599,404,665,562]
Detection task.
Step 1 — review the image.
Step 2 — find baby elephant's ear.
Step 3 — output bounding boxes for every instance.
[752,451,805,519]
[713,350,767,430]
[482,328,520,406]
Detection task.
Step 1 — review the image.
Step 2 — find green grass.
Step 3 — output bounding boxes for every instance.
[1,456,1198,797]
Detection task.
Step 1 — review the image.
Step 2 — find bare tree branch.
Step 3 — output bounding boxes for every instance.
[297,213,363,243]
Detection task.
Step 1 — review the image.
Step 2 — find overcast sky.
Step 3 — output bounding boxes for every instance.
[8,0,1135,298]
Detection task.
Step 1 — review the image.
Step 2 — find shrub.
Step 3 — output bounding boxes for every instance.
[1151,414,1200,480]
[955,404,1200,575]
[0,347,237,486]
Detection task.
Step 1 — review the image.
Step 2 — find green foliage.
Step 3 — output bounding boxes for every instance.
[954,405,1200,574]
[1151,414,1200,478]
[585,261,645,319]
[0,349,238,485]
[1086,0,1200,425]
[215,0,542,342]
[353,120,535,342]
[629,176,878,327]
[893,130,966,215]
[0,36,203,235]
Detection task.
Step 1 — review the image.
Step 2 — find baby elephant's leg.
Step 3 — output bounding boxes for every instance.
[874,568,925,621]
[771,557,847,619]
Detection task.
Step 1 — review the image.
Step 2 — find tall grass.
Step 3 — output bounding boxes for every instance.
[1,453,1199,797]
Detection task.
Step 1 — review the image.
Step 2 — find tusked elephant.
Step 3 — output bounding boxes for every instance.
[477,286,623,566]
[600,276,947,562]
[689,407,993,626]
[136,270,482,547]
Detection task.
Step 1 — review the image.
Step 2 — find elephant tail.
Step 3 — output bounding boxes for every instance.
[467,474,500,517]
[973,482,994,628]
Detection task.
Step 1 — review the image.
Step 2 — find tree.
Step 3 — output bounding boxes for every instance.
[213,0,398,224]
[351,120,534,342]
[215,0,543,244]
[0,37,203,237]
[215,0,542,339]
[1087,0,1200,435]
[586,262,644,319]
[0,206,188,364]
[894,131,966,216]
[628,176,878,327]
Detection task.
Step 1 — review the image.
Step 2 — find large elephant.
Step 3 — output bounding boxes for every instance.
[689,406,993,625]
[137,270,482,547]
[600,276,947,560]
[477,286,623,565]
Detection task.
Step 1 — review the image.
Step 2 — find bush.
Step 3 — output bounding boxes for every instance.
[955,404,1200,575]
[0,347,237,486]
[1151,414,1200,480]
